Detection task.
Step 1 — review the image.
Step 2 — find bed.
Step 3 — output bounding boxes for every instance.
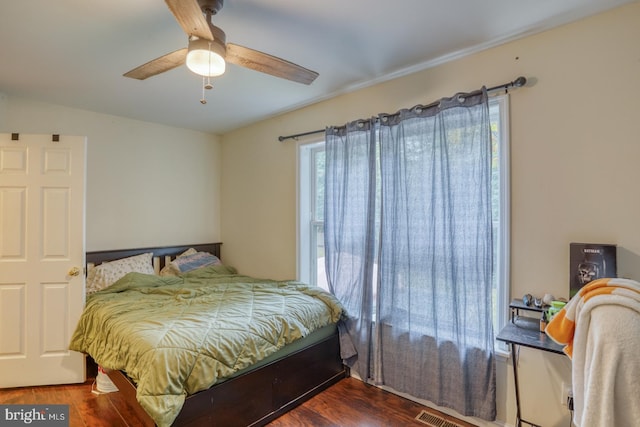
[71,243,347,427]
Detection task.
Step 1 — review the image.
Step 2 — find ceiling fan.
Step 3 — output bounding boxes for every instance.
[123,0,319,85]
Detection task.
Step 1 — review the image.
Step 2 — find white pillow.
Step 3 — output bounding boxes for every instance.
[86,252,154,294]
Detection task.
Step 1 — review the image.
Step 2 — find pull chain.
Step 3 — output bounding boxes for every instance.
[200,77,207,104]
[199,41,214,104]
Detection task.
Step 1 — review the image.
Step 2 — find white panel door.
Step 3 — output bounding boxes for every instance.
[0,133,86,387]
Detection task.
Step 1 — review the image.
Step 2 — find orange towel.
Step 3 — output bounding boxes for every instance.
[545,278,640,358]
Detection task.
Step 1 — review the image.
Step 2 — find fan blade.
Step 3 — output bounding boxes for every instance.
[123,48,188,80]
[226,43,318,85]
[165,0,214,41]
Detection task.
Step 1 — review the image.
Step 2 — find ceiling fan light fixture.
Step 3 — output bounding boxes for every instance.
[123,0,317,84]
[186,38,226,77]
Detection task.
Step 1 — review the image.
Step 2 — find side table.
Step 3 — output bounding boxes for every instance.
[496,299,565,427]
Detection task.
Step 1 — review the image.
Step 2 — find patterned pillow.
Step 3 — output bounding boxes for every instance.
[161,251,221,276]
[86,252,154,294]
[159,248,197,276]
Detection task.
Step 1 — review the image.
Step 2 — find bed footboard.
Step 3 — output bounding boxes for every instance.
[175,332,345,426]
[104,332,346,427]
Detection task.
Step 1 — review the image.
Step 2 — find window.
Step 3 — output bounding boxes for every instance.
[298,140,328,290]
[297,95,510,340]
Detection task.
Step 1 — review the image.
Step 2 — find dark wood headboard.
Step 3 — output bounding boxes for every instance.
[86,242,222,272]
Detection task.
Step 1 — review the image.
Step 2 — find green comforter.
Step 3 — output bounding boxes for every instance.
[69,265,344,427]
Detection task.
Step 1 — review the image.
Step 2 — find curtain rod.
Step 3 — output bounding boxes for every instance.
[278,76,527,142]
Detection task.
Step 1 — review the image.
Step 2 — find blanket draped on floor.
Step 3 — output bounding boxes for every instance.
[69,265,345,427]
[546,278,640,427]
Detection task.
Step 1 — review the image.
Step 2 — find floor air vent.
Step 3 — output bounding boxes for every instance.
[415,410,464,427]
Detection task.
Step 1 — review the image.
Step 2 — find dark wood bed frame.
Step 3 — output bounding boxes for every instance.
[85,243,347,427]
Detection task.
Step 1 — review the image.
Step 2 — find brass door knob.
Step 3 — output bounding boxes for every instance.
[68,266,81,277]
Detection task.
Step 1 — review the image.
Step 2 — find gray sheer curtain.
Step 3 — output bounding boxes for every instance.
[325,88,496,420]
[324,120,377,376]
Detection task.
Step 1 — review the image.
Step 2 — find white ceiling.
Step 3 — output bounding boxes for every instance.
[0,0,635,134]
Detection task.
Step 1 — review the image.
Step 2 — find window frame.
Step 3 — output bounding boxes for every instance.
[492,94,511,351]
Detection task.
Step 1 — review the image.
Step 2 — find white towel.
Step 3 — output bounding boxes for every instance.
[546,278,640,426]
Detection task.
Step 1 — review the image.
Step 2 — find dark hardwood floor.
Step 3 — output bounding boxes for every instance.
[270,378,476,427]
[0,375,476,427]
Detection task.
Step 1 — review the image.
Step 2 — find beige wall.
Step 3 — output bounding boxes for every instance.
[221,3,640,426]
[0,95,222,251]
